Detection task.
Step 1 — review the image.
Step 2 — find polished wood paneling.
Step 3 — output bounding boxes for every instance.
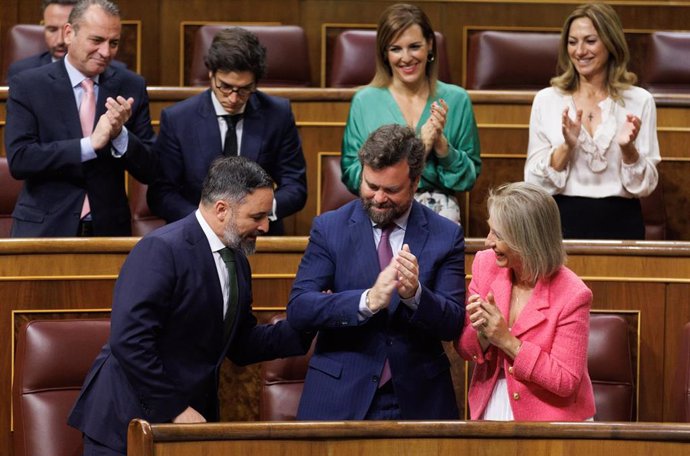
[128,420,690,456]
[2,1,690,85]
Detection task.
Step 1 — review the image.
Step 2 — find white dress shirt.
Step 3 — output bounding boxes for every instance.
[64,54,128,162]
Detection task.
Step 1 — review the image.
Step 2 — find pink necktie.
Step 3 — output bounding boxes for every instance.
[377,224,395,387]
[79,79,95,219]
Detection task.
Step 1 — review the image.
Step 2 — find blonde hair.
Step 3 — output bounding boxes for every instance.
[370,3,438,94]
[550,2,636,100]
[487,182,566,283]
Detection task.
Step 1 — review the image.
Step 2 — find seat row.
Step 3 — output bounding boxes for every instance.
[13,315,690,455]
[0,152,668,240]
[2,24,689,92]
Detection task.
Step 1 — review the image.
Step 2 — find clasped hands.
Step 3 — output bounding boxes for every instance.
[91,96,134,150]
[467,292,511,348]
[366,244,419,313]
[421,99,449,158]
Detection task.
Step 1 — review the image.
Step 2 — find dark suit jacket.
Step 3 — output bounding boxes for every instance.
[6,51,51,82]
[68,213,311,453]
[147,89,307,235]
[287,200,466,420]
[6,51,127,82]
[4,59,155,237]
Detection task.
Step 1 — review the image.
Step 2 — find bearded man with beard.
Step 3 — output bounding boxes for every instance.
[68,156,312,456]
[287,124,466,421]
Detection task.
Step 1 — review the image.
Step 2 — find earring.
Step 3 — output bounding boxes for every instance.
[427,52,435,62]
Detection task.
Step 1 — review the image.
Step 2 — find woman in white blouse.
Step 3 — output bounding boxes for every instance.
[524,3,660,239]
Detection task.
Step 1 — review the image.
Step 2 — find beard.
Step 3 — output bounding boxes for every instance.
[222,218,259,256]
[361,195,412,226]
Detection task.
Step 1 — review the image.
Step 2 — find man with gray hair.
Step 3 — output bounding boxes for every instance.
[5,0,155,237]
[69,156,312,455]
[288,124,465,420]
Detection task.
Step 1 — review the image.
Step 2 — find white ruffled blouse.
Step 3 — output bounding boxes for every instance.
[524,86,660,198]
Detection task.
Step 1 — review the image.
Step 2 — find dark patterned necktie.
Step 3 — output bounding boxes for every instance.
[221,114,242,156]
[377,223,395,386]
[218,247,239,342]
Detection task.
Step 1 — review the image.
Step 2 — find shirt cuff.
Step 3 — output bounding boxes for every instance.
[358,289,376,322]
[401,285,421,311]
[268,197,278,222]
[110,126,129,157]
[80,137,97,162]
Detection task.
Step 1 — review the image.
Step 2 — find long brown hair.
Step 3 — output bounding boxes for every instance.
[551,3,636,100]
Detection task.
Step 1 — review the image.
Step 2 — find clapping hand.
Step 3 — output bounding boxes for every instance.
[91,96,134,150]
[421,99,449,157]
[467,292,508,344]
[395,244,419,299]
[562,106,583,150]
[366,261,398,313]
[617,114,641,148]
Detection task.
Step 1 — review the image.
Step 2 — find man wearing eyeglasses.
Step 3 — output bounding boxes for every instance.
[147,27,307,235]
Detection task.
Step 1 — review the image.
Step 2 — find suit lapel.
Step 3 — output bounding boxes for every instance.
[349,204,381,284]
[239,94,264,161]
[509,278,550,337]
[487,267,513,324]
[401,202,430,263]
[51,61,83,138]
[197,90,224,159]
[96,66,118,119]
[183,214,226,331]
[390,202,430,314]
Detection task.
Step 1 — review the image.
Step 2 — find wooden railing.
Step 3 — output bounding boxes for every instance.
[3,87,690,239]
[127,420,690,456]
[2,237,690,456]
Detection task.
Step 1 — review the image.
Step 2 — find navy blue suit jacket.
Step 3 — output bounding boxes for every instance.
[6,51,127,83]
[287,200,465,420]
[6,51,51,82]
[147,89,307,235]
[4,60,155,237]
[68,213,311,453]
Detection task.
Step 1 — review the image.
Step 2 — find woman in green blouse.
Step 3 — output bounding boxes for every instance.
[340,3,481,223]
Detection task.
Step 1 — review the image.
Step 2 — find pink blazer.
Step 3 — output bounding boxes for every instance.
[457,249,595,421]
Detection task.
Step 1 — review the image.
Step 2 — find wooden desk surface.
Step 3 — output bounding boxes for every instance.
[128,419,690,456]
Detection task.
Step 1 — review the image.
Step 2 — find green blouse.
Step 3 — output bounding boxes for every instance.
[341,81,481,194]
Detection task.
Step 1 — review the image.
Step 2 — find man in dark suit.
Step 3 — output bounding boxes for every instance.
[147,27,307,235]
[68,156,312,456]
[287,124,466,420]
[6,0,127,83]
[6,0,77,81]
[5,0,156,237]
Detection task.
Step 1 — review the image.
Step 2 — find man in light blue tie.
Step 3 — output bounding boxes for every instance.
[287,124,466,420]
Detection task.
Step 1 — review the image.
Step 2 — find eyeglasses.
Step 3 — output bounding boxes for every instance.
[213,76,256,97]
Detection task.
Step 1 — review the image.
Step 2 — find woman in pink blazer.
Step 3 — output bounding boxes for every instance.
[457,182,595,420]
